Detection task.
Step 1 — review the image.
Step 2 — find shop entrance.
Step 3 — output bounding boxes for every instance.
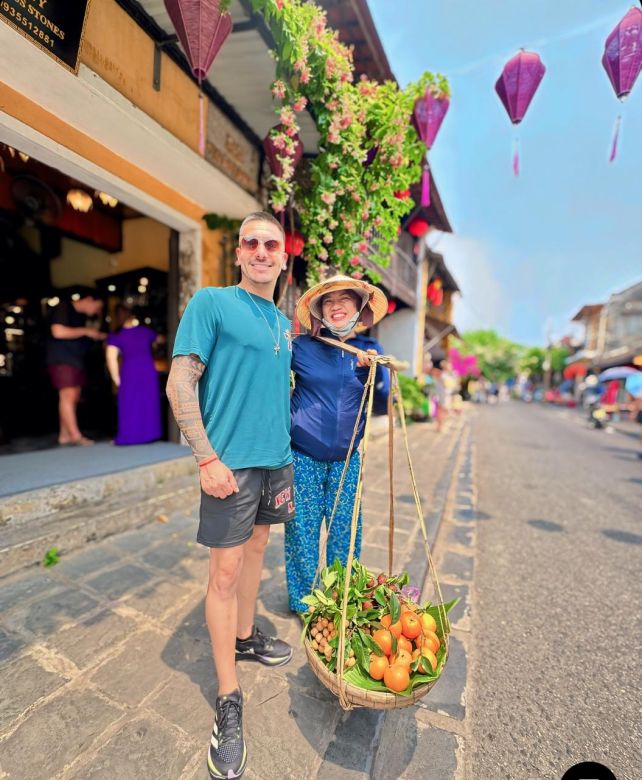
[0,144,179,454]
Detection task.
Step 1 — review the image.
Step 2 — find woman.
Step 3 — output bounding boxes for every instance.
[285,275,389,613]
[106,305,162,445]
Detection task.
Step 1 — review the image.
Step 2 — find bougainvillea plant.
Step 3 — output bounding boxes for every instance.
[251,0,449,283]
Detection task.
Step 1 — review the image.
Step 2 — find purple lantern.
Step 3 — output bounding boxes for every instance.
[164,0,232,81]
[495,50,546,175]
[164,0,232,154]
[412,90,450,206]
[263,125,304,179]
[602,7,642,161]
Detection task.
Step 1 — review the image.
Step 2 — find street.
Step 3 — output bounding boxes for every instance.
[466,401,641,780]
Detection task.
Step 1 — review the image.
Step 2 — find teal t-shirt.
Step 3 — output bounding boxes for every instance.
[172,286,292,470]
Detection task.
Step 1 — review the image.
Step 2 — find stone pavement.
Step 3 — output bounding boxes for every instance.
[0,411,476,780]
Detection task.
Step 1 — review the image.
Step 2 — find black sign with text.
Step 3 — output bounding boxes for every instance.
[0,0,91,73]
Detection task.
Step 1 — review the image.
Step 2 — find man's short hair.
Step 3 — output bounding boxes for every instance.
[239,211,285,242]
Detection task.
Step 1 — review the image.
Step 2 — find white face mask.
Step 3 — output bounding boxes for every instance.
[322,311,360,338]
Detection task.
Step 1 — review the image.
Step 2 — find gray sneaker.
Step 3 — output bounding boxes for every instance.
[208,689,246,779]
[235,625,293,667]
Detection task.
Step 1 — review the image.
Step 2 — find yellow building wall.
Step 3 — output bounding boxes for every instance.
[81,0,202,153]
[50,218,171,289]
[0,82,223,292]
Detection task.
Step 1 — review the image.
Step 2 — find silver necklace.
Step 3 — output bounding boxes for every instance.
[239,287,281,356]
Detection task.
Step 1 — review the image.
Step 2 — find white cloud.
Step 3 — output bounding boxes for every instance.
[427,233,508,336]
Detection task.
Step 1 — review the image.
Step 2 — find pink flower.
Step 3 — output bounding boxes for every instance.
[351,271,364,279]
[351,192,361,203]
[323,233,333,245]
[358,241,368,253]
[300,68,311,84]
[271,80,286,99]
[275,0,284,9]
[319,248,329,261]
[279,107,296,127]
[321,191,336,206]
[335,249,345,257]
[374,216,383,227]
[349,257,360,266]
[292,96,307,112]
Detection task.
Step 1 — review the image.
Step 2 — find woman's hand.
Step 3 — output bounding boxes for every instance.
[200,460,239,499]
[356,349,378,368]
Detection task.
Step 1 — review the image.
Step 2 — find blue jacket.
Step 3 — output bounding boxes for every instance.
[290,330,390,462]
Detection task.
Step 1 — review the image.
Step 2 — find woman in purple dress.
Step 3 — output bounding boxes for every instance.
[106,305,162,445]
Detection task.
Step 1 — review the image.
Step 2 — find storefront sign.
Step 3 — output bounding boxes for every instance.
[0,0,91,73]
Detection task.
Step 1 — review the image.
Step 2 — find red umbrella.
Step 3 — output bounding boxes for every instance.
[495,50,546,175]
[164,0,233,152]
[602,7,642,161]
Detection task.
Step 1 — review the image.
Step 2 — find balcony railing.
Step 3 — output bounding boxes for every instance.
[362,233,418,307]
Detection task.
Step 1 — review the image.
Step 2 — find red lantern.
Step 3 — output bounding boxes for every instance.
[427,278,443,304]
[412,90,450,206]
[495,50,546,175]
[602,7,642,161]
[407,217,430,237]
[164,0,232,154]
[284,230,305,256]
[387,300,397,314]
[164,0,232,81]
[263,125,304,179]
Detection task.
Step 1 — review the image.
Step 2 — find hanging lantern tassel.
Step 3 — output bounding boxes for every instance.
[198,90,206,156]
[609,115,622,163]
[421,163,431,207]
[512,137,520,177]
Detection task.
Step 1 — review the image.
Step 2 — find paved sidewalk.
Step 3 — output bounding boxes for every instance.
[0,413,472,780]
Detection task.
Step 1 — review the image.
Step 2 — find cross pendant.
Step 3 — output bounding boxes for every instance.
[274,344,280,355]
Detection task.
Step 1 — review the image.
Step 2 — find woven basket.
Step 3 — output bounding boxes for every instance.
[304,638,444,710]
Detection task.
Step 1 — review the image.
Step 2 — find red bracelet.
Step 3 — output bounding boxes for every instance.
[198,454,219,468]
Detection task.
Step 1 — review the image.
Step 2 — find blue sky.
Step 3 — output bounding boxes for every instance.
[369,1,642,346]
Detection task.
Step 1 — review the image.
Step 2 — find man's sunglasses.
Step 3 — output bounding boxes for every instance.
[239,236,283,254]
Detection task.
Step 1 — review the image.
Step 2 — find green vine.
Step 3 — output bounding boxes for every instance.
[202,213,242,233]
[251,0,449,283]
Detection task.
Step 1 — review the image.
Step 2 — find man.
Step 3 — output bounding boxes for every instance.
[166,211,294,780]
[47,289,106,446]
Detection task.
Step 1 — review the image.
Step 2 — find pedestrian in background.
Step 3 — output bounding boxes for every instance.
[285,275,389,614]
[46,289,105,446]
[106,304,162,445]
[166,212,293,780]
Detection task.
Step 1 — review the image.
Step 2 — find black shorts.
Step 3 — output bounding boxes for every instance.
[197,464,295,548]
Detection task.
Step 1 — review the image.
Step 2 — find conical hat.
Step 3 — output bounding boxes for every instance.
[295,274,388,331]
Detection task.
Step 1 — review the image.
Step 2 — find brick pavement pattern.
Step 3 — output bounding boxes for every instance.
[0,414,473,779]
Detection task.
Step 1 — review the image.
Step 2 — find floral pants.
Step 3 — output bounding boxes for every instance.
[285,449,362,613]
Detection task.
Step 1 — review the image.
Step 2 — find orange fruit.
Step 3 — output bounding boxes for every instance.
[401,612,422,640]
[384,663,410,693]
[412,648,421,661]
[397,636,413,654]
[420,613,437,634]
[389,620,403,639]
[369,653,388,681]
[420,631,440,655]
[391,649,413,668]
[380,614,392,629]
[418,649,438,674]
[372,628,393,656]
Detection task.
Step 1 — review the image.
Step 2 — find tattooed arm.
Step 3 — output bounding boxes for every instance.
[166,354,239,498]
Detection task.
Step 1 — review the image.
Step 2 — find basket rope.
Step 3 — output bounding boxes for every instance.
[301,337,449,710]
